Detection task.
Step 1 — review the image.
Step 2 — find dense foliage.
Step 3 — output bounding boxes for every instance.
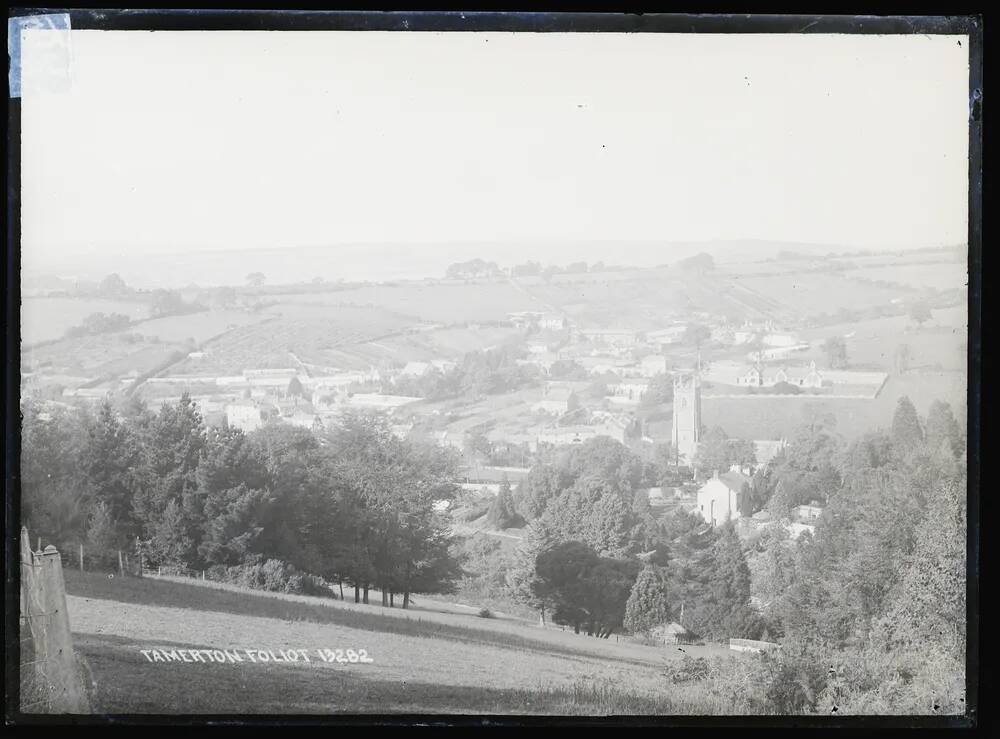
[21,397,463,607]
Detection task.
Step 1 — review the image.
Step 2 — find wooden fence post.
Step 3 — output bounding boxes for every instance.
[20,528,90,713]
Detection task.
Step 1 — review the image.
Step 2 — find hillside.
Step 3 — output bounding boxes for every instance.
[64,571,736,715]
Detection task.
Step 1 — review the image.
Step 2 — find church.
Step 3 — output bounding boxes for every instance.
[670,370,701,465]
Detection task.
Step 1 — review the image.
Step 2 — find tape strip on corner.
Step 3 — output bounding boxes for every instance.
[8,13,72,98]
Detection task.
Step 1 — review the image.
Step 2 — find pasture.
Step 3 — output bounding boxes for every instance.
[844,262,968,291]
[126,309,270,344]
[63,571,738,715]
[799,306,967,373]
[21,297,151,345]
[702,371,966,441]
[274,282,545,323]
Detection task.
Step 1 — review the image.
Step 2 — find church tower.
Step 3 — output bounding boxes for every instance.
[671,370,702,465]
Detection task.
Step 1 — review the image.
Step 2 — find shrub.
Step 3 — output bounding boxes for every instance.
[206,558,332,597]
[663,656,711,684]
[478,607,494,619]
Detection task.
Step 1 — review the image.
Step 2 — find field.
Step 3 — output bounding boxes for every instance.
[799,306,967,373]
[844,262,969,291]
[63,571,738,715]
[275,282,546,323]
[702,371,966,441]
[729,273,908,319]
[21,297,151,345]
[125,309,270,344]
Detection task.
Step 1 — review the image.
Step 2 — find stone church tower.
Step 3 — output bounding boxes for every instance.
[671,370,702,465]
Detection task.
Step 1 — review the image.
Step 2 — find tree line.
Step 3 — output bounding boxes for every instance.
[21,396,463,607]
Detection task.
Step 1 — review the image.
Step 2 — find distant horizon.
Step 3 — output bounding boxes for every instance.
[21,238,966,291]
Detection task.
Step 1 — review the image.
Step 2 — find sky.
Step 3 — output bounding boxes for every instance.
[19,30,970,278]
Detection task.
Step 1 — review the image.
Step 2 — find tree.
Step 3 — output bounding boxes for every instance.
[823,335,849,369]
[684,324,711,350]
[894,343,912,375]
[925,400,963,458]
[99,273,129,297]
[692,426,756,477]
[287,376,305,399]
[246,272,266,288]
[623,564,672,635]
[150,289,193,318]
[487,477,521,530]
[506,519,554,624]
[678,252,715,272]
[85,500,124,569]
[81,401,143,539]
[533,540,638,637]
[641,373,674,407]
[149,498,194,567]
[891,396,924,451]
[909,301,932,327]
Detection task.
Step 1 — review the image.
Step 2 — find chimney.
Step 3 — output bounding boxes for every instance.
[713,469,719,480]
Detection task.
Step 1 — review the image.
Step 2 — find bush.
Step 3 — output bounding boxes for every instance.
[206,558,332,597]
[663,655,711,684]
[478,607,494,619]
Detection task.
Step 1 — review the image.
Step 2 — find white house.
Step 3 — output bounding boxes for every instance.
[225,403,263,433]
[607,379,650,401]
[696,470,752,527]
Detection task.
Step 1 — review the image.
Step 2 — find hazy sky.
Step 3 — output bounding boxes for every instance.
[20,30,970,273]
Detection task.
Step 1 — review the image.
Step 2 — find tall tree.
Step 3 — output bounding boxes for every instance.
[823,335,849,369]
[487,476,521,530]
[891,396,924,452]
[623,564,673,635]
[925,400,963,458]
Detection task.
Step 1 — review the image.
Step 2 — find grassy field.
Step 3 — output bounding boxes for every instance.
[702,371,966,441]
[798,307,967,373]
[21,297,151,345]
[62,571,739,715]
[126,310,270,344]
[278,283,545,323]
[844,262,968,291]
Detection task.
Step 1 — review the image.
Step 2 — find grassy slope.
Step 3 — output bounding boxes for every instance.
[63,571,735,715]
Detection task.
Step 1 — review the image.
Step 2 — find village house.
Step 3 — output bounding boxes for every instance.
[538,314,567,331]
[576,328,643,348]
[607,379,650,402]
[646,325,687,347]
[792,503,824,522]
[696,470,752,527]
[738,360,825,389]
[531,385,578,415]
[225,403,263,433]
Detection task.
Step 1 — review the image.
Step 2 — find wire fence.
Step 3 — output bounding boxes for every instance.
[19,527,91,714]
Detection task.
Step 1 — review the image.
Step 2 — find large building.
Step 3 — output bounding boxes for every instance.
[671,371,702,464]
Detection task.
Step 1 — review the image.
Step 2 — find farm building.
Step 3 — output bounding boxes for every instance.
[649,622,697,645]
